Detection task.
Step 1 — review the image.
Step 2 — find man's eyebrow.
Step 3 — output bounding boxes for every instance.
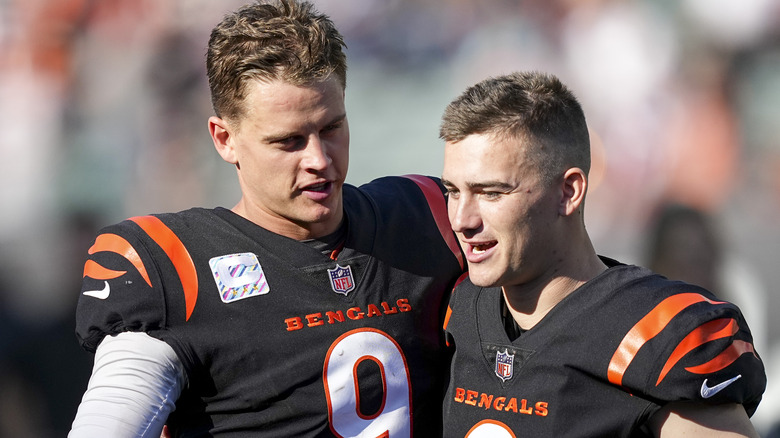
[327,113,347,125]
[443,179,515,191]
[262,132,297,143]
[262,113,346,143]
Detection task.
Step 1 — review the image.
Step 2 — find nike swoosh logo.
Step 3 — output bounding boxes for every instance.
[83,281,111,300]
[701,374,742,399]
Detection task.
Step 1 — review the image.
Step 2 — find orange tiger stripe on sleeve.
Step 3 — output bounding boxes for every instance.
[82,259,126,281]
[685,340,756,375]
[130,216,199,321]
[607,293,726,386]
[656,318,738,385]
[87,233,152,287]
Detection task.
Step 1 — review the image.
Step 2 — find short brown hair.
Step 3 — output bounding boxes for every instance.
[440,71,590,185]
[206,0,347,122]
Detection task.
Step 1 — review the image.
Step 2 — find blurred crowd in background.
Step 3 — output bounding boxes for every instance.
[0,0,779,435]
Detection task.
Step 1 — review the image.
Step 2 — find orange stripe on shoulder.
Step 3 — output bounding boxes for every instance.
[130,216,199,321]
[655,318,738,386]
[83,259,126,280]
[402,175,464,270]
[88,233,152,287]
[685,340,756,375]
[607,292,725,386]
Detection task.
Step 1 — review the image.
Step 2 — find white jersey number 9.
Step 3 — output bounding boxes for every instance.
[324,328,412,438]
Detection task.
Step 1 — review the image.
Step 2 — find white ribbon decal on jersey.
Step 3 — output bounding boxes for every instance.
[209,253,269,303]
[324,328,412,437]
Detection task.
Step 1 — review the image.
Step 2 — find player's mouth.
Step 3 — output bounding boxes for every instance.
[301,181,334,201]
[464,240,497,262]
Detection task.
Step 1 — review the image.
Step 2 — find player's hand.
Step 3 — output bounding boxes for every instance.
[161,425,171,438]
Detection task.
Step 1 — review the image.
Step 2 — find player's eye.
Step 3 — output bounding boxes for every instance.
[482,191,503,200]
[274,136,306,151]
[322,120,343,134]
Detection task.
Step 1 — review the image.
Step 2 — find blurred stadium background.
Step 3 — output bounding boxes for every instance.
[0,0,778,435]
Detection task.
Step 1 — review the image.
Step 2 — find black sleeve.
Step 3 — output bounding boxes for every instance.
[75,219,168,352]
[616,289,766,416]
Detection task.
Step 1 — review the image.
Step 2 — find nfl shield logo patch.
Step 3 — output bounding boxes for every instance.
[327,264,355,295]
[495,349,515,382]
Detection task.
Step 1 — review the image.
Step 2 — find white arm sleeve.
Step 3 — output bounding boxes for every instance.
[69,331,187,438]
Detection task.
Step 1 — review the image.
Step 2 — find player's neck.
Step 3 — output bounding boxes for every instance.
[231,199,344,241]
[501,278,576,330]
[502,250,606,330]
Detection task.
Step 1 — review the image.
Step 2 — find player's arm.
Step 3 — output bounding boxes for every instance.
[648,402,759,437]
[69,331,186,438]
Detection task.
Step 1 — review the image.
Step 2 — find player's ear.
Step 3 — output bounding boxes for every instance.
[209,116,238,166]
[559,167,587,217]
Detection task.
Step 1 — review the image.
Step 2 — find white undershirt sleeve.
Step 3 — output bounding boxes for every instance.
[69,331,187,438]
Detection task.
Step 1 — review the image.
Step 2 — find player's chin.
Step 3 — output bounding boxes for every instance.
[304,199,343,223]
[465,267,502,288]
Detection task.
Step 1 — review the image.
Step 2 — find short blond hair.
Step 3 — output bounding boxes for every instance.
[206,0,347,122]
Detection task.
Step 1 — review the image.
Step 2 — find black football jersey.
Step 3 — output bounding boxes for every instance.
[442,257,766,437]
[76,175,464,437]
